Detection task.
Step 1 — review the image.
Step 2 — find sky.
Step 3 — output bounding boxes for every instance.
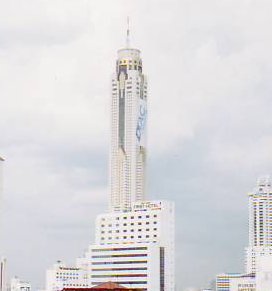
[1,0,272,290]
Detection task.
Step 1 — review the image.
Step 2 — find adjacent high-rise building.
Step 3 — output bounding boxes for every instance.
[110,30,147,213]
[215,176,272,291]
[245,176,272,274]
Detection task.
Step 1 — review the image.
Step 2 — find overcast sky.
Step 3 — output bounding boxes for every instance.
[1,0,272,290]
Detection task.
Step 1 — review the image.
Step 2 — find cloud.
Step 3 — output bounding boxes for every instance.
[1,0,272,290]
[0,0,93,47]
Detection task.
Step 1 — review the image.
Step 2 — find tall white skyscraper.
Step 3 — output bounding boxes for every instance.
[110,29,147,212]
[45,25,175,291]
[246,176,272,274]
[85,27,175,291]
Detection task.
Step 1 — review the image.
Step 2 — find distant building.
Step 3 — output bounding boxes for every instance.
[245,176,272,274]
[229,274,255,291]
[216,273,255,291]
[10,277,31,291]
[255,254,272,291]
[46,261,88,291]
[0,258,7,291]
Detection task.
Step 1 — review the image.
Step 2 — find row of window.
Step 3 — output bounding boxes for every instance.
[101,221,158,228]
[92,247,147,252]
[92,274,147,278]
[92,267,147,271]
[101,227,157,233]
[91,260,147,265]
[92,253,147,259]
[101,214,157,222]
[101,234,157,240]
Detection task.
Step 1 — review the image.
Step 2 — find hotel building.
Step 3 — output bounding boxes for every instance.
[45,26,175,291]
[83,28,175,291]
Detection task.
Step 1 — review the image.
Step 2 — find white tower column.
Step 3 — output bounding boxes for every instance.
[110,45,147,212]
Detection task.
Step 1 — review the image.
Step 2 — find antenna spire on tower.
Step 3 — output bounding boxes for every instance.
[126,16,130,48]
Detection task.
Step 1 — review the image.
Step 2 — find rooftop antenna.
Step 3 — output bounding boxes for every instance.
[126,16,130,48]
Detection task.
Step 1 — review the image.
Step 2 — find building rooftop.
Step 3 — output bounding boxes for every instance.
[63,281,144,291]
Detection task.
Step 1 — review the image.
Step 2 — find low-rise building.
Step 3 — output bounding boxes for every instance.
[46,261,89,291]
[216,273,255,291]
[10,277,31,291]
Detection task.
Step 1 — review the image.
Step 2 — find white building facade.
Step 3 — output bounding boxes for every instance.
[255,254,272,291]
[215,176,272,291]
[86,200,175,291]
[110,45,147,213]
[245,176,272,274]
[10,277,31,291]
[88,34,175,291]
[45,261,88,291]
[45,30,175,291]
[216,273,255,291]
